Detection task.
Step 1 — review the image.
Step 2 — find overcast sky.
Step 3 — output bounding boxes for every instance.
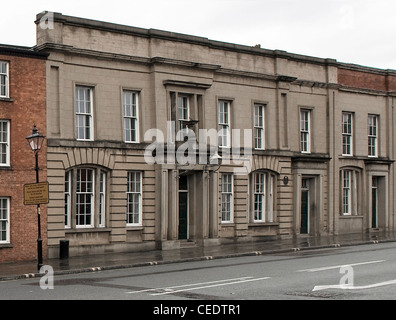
[2,0,396,70]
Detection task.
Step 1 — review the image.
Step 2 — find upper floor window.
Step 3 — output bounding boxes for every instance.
[218,100,231,148]
[169,92,201,143]
[342,112,353,156]
[76,86,94,141]
[254,104,265,150]
[0,62,9,98]
[0,120,10,166]
[123,90,139,143]
[178,95,190,133]
[368,115,378,157]
[300,109,311,153]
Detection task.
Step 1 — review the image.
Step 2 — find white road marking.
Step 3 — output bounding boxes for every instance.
[126,276,253,294]
[297,260,385,273]
[313,279,396,291]
[151,276,271,296]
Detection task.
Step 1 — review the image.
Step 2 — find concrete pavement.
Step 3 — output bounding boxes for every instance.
[1,231,396,281]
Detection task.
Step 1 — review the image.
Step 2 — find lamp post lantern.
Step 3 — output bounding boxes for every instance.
[26,124,46,271]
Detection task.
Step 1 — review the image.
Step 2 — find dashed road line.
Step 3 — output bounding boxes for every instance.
[296,260,385,273]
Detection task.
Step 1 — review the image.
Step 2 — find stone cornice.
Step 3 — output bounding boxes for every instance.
[35,43,348,90]
[0,44,48,59]
[338,85,396,97]
[35,11,340,68]
[163,79,212,90]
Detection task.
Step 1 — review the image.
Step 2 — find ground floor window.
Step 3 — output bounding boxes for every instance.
[252,171,276,223]
[0,197,9,243]
[64,167,108,228]
[221,173,233,223]
[340,169,360,216]
[127,171,142,226]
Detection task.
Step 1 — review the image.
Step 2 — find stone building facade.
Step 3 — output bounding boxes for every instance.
[34,12,396,258]
[0,45,48,262]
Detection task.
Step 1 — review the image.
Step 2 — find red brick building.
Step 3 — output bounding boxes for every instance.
[0,45,48,262]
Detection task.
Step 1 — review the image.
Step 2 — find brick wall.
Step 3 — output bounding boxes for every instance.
[0,52,47,262]
[338,67,396,92]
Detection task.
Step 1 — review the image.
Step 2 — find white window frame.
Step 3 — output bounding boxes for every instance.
[76,86,94,141]
[253,172,275,223]
[127,171,143,226]
[65,168,107,229]
[218,100,231,148]
[254,104,265,150]
[341,169,359,216]
[342,112,353,156]
[0,197,10,244]
[300,109,311,153]
[0,61,9,98]
[99,171,106,228]
[342,170,351,215]
[0,120,10,166]
[254,172,266,222]
[221,174,234,223]
[368,114,378,157]
[76,168,95,228]
[64,171,71,228]
[123,90,139,143]
[178,95,190,132]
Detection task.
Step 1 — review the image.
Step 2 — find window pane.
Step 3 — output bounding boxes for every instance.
[0,121,9,165]
[123,91,139,142]
[0,62,6,73]
[178,96,189,120]
[0,198,9,242]
[368,115,378,157]
[0,76,6,96]
[254,173,266,222]
[76,169,94,226]
[254,195,263,221]
[76,87,92,140]
[342,170,352,215]
[254,105,265,149]
[221,174,233,222]
[127,171,142,225]
[0,62,8,97]
[64,172,71,227]
[300,110,310,153]
[99,172,106,227]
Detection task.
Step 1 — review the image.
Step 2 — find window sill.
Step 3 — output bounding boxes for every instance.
[65,227,111,233]
[126,226,143,231]
[249,222,279,227]
[0,243,13,249]
[220,222,235,226]
[339,215,363,219]
[0,97,14,103]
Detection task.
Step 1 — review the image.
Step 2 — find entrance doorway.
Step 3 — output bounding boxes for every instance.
[372,177,378,228]
[300,178,310,234]
[178,175,188,239]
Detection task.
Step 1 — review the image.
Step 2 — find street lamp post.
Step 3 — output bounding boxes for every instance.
[26,124,46,271]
